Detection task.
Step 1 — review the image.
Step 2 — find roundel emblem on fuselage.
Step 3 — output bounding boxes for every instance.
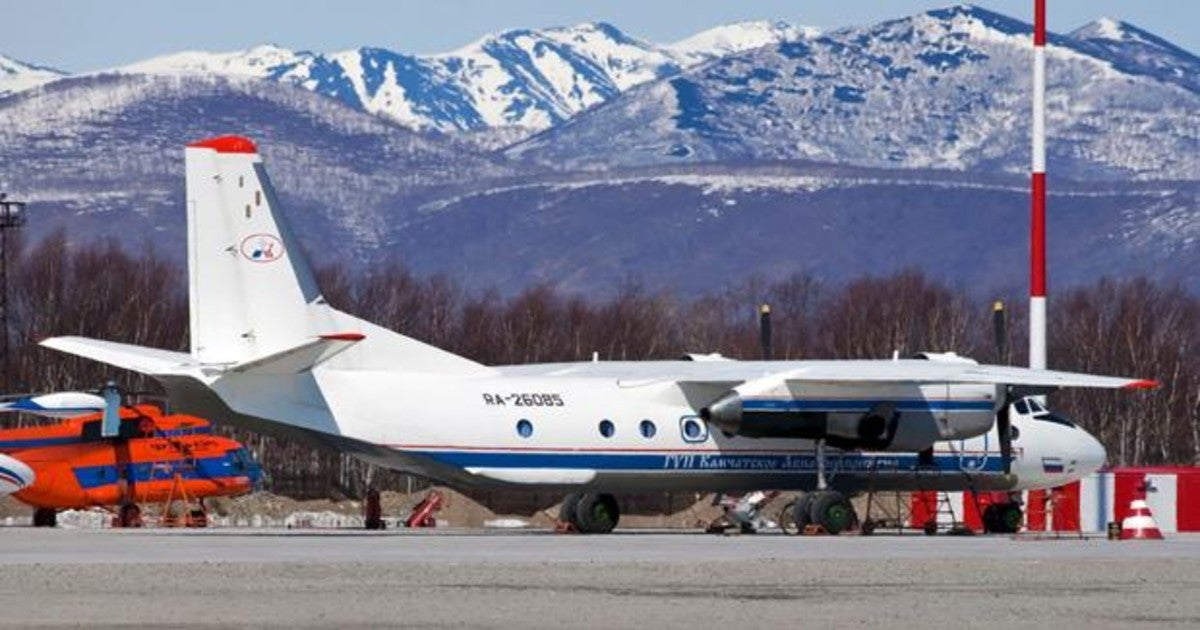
[240,234,284,263]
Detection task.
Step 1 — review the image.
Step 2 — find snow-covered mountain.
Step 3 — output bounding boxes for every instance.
[0,73,509,257]
[668,21,818,61]
[108,21,810,134]
[507,5,1199,181]
[0,5,1196,296]
[0,54,66,97]
[1068,17,1200,93]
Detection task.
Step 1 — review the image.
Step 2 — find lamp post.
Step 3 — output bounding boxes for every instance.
[0,194,27,389]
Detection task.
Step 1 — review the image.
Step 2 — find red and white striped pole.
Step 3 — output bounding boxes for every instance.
[1030,0,1047,371]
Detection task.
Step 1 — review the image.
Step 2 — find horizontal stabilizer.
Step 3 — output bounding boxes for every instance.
[228,333,364,375]
[39,337,196,375]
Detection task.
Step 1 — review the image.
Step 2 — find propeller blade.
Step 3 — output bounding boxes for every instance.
[997,389,1015,475]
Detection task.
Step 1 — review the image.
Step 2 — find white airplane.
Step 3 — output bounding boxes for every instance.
[41,136,1155,534]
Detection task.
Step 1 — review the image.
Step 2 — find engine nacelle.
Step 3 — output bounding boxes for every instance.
[700,392,901,449]
[699,384,994,452]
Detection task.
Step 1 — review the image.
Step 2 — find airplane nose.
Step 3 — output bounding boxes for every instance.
[1076,428,1107,476]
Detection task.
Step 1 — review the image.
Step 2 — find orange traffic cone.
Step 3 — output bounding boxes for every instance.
[1119,499,1164,540]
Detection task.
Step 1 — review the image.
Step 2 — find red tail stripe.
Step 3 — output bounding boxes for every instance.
[187,135,258,154]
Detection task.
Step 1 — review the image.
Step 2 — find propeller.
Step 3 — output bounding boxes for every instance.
[997,388,1015,475]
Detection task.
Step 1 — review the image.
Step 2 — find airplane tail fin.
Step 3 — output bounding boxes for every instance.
[184,136,485,374]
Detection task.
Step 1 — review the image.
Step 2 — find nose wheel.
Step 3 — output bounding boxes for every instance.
[983,501,1023,533]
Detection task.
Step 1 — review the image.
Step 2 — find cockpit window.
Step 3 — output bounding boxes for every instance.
[228,448,248,471]
[1014,400,1030,415]
[1034,413,1077,429]
[1028,399,1046,413]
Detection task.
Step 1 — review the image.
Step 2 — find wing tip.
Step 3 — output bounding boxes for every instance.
[1123,379,1160,390]
[320,333,365,342]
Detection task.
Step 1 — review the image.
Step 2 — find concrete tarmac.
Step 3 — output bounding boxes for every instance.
[1,528,1197,629]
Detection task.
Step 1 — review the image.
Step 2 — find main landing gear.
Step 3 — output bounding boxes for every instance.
[558,492,620,534]
[783,490,857,535]
[782,439,858,535]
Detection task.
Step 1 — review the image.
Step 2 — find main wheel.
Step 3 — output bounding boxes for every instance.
[787,493,817,535]
[558,492,584,527]
[780,500,801,535]
[118,503,143,528]
[574,493,620,534]
[808,491,856,535]
[32,508,57,528]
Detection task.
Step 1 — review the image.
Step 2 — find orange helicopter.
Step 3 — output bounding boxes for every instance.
[0,388,262,527]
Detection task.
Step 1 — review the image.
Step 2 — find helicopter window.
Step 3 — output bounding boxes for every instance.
[228,449,247,471]
[1014,400,1030,415]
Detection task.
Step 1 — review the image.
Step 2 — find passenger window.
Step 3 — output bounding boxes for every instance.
[680,417,708,443]
[639,420,656,439]
[598,420,615,438]
[516,419,533,438]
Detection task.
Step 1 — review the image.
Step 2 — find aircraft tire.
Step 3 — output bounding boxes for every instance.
[574,493,620,534]
[809,491,855,535]
[780,500,801,535]
[32,508,57,528]
[984,503,1023,534]
[787,493,816,535]
[558,492,584,527]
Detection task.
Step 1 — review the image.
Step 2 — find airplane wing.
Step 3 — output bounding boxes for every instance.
[757,363,1157,390]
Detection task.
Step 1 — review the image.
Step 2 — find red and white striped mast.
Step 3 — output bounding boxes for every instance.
[1029,0,1047,371]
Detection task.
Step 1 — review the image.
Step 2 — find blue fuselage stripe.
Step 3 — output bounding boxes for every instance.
[70,454,262,489]
[409,450,1004,474]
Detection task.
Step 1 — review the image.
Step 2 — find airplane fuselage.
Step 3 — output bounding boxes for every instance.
[177,362,1106,496]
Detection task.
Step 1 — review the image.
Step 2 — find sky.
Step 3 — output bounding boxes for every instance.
[4,0,1195,73]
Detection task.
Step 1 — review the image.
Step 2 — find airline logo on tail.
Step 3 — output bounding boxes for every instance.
[241,234,284,263]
